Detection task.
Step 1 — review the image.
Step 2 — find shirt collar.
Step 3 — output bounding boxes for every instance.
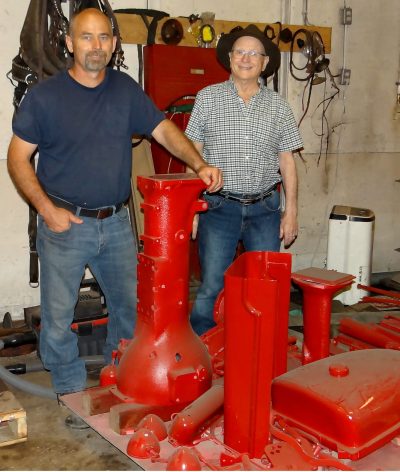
[226,76,265,98]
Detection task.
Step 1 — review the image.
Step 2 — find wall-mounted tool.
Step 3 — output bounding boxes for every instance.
[291,29,330,83]
[161,18,184,45]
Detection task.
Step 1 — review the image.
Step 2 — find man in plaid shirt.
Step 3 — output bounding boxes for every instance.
[186,24,303,335]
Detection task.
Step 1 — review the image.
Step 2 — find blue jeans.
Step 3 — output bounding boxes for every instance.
[37,207,137,394]
[190,190,281,335]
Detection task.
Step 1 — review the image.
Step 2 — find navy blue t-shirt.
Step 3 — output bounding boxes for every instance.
[13,68,165,208]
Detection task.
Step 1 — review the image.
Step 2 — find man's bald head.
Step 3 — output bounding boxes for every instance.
[68,8,113,38]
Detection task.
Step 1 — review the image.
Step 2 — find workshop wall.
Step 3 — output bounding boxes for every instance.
[0,0,399,319]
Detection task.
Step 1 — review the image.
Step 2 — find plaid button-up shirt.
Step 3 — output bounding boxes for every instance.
[185,79,303,194]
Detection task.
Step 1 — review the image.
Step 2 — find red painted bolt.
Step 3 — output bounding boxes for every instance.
[329,364,350,377]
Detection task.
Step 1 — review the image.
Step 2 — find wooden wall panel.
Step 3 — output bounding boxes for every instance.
[115,14,331,53]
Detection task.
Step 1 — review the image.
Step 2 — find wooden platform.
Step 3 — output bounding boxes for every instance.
[61,389,400,471]
[0,385,27,447]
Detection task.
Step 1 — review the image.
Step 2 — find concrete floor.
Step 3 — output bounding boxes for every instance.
[0,355,142,471]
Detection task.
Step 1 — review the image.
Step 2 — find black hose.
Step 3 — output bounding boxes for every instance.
[0,350,105,399]
[4,355,105,375]
[1,331,37,349]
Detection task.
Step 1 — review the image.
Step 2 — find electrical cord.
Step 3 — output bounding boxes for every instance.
[310,67,340,164]
[290,25,341,162]
[297,78,314,129]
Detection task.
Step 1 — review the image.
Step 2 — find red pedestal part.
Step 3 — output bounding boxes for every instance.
[223,251,292,458]
[272,349,400,460]
[116,175,212,407]
[291,267,354,364]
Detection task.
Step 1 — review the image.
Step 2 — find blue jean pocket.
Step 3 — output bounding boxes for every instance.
[203,193,226,210]
[260,190,281,212]
[114,206,129,222]
[38,215,72,238]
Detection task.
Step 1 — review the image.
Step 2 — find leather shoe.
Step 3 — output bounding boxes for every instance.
[64,413,90,430]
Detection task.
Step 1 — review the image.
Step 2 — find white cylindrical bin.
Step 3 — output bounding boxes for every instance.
[326,205,375,305]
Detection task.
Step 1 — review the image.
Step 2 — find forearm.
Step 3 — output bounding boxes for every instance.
[152,119,207,172]
[186,141,204,174]
[152,120,222,192]
[7,135,53,217]
[279,151,298,216]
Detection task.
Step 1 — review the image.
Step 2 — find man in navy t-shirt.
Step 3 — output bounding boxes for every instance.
[7,8,222,412]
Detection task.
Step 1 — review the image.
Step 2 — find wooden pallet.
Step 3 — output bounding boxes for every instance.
[0,380,27,447]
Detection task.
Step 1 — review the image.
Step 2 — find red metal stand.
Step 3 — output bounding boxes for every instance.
[291,267,354,364]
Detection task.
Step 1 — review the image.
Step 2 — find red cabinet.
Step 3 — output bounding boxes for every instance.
[144,44,229,173]
[144,44,229,111]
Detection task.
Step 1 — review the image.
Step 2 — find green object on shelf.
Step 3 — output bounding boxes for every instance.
[168,104,194,113]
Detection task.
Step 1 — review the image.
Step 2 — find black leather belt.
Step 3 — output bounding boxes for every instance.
[217,184,279,205]
[48,195,124,219]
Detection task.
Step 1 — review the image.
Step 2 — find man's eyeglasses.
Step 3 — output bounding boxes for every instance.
[230,49,266,59]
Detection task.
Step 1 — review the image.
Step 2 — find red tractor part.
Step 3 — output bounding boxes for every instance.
[166,446,202,471]
[380,314,400,332]
[99,351,118,387]
[136,414,168,441]
[115,175,212,408]
[358,283,400,299]
[223,251,292,458]
[81,175,212,429]
[126,428,160,459]
[168,380,224,445]
[339,318,400,349]
[362,296,400,306]
[272,349,400,460]
[291,267,354,364]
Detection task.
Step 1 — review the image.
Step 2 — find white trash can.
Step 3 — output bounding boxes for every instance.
[326,205,375,305]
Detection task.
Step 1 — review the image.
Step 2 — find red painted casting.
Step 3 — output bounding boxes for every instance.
[99,351,118,387]
[126,428,160,459]
[168,380,224,445]
[357,283,400,299]
[223,251,292,458]
[272,349,400,460]
[166,446,202,471]
[116,175,212,407]
[136,414,168,441]
[291,268,354,364]
[339,318,400,349]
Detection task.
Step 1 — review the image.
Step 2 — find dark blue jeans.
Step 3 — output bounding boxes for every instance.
[190,190,281,335]
[37,207,137,394]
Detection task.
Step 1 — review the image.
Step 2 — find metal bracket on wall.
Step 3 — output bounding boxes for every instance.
[339,68,351,86]
[340,7,353,25]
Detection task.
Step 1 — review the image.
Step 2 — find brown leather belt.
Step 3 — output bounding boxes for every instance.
[48,194,124,219]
